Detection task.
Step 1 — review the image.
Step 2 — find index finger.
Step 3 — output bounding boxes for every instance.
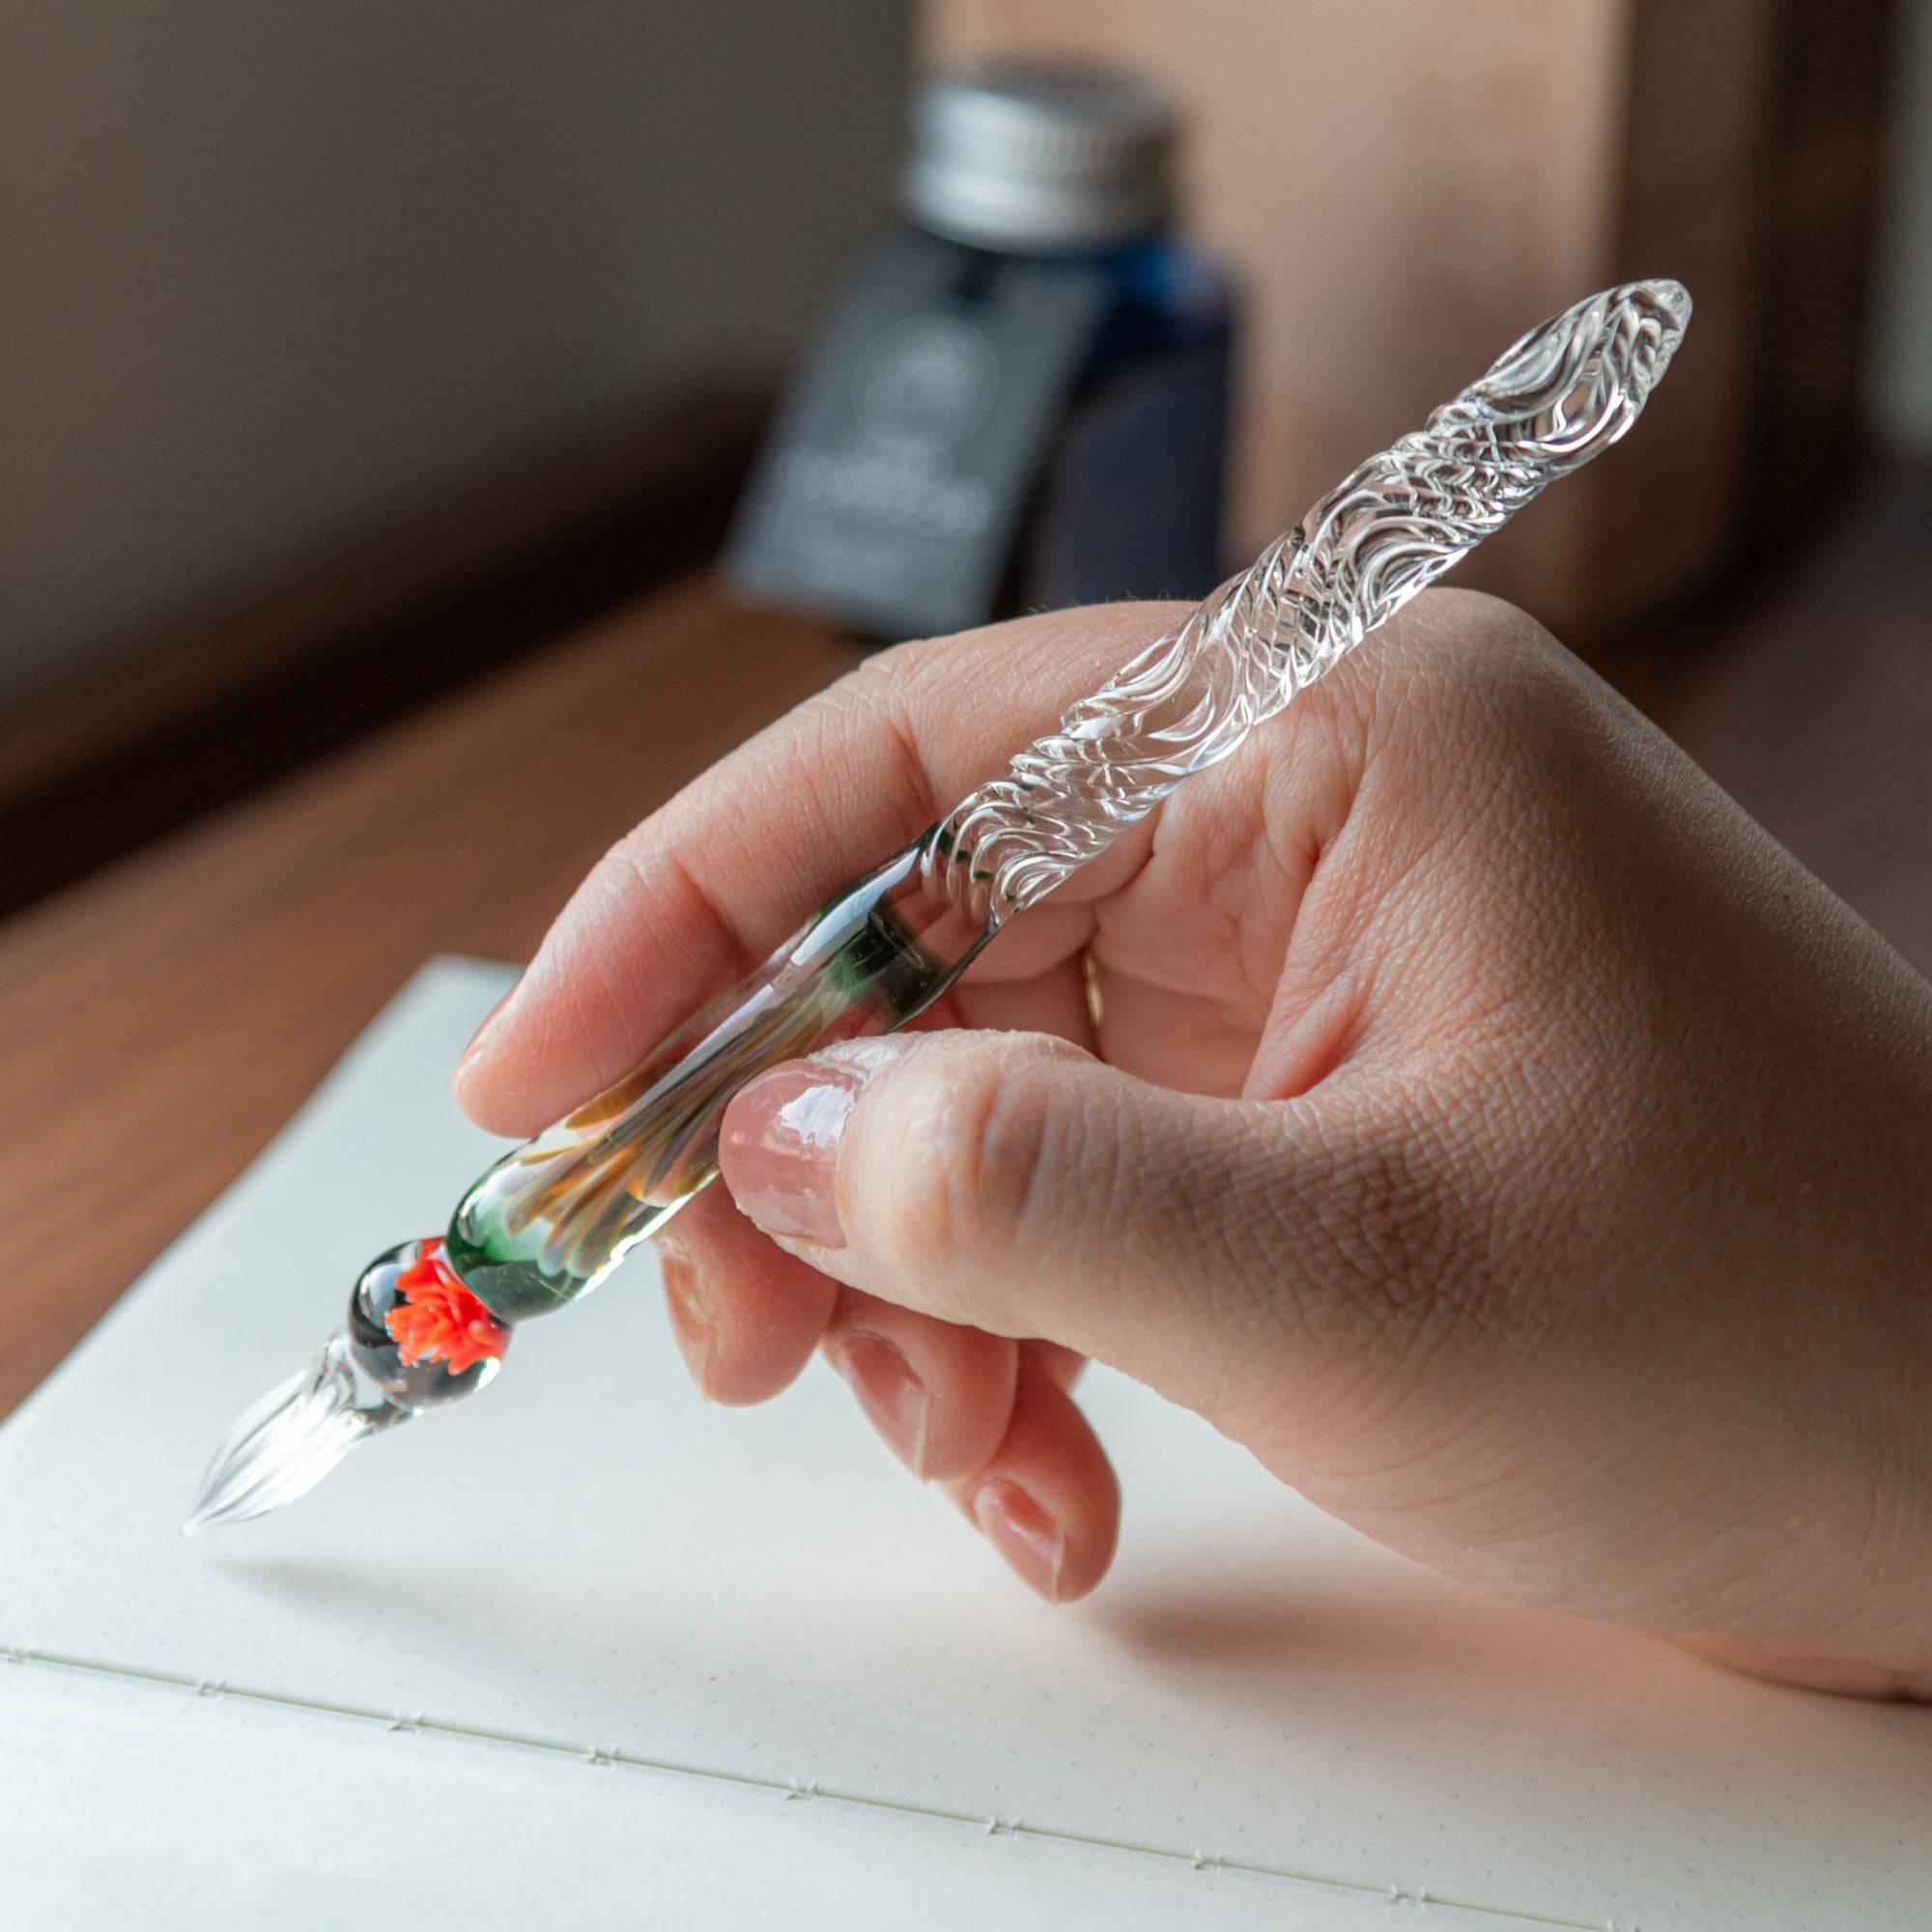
[454,600,1184,1136]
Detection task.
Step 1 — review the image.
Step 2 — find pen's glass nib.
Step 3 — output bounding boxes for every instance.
[183,1237,509,1534]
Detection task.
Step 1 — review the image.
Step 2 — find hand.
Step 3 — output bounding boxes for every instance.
[455,591,1932,1696]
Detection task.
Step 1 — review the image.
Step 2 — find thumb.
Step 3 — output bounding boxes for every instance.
[716,1030,1418,1429]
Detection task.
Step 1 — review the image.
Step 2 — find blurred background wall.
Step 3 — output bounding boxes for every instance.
[1,3,910,698]
[1874,0,1932,449]
[14,0,1926,704]
[2,0,1927,916]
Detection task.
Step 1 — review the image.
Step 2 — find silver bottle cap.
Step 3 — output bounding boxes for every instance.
[901,64,1177,253]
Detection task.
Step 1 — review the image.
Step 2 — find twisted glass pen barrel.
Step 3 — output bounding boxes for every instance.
[186,279,1690,1530]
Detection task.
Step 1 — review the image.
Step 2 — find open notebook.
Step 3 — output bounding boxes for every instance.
[2,959,1924,1929]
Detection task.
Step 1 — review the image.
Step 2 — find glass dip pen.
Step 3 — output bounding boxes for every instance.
[185,279,1690,1533]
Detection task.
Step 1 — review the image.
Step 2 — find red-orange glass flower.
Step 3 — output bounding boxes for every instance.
[384,1243,508,1377]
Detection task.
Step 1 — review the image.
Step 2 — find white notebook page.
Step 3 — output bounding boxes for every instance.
[1,959,1924,1929]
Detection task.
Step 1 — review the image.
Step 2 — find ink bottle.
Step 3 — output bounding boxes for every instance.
[726,64,1236,641]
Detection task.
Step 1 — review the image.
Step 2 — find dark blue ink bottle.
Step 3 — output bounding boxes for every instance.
[726,65,1236,642]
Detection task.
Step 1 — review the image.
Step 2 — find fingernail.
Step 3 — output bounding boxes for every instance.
[659,1241,717,1400]
[721,1058,871,1247]
[832,1333,932,1479]
[972,1478,1067,1605]
[458,975,524,1069]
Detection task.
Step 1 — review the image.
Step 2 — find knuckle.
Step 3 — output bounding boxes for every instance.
[837,635,947,742]
[598,811,664,885]
[1371,588,1561,730]
[865,1041,1066,1294]
[1414,587,1552,674]
[802,651,942,822]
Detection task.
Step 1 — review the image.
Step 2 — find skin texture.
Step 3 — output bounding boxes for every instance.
[456,592,1932,1694]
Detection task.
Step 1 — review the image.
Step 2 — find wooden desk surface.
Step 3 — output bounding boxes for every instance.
[0,578,857,1420]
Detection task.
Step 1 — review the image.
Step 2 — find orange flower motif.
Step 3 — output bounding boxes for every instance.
[384,1244,508,1377]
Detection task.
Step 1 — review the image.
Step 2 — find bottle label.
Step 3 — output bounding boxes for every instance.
[725,233,1112,639]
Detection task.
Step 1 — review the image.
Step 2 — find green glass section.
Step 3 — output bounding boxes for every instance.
[444,1183,698,1323]
[445,836,991,1324]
